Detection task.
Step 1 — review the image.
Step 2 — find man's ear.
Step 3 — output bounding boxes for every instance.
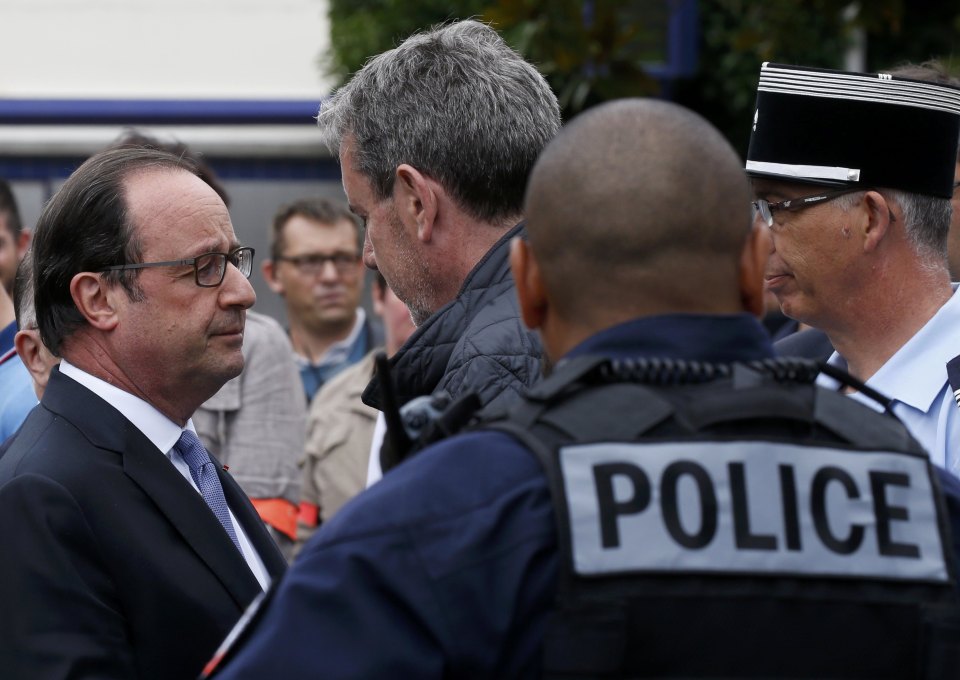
[15,228,30,260]
[738,222,772,317]
[69,272,120,331]
[395,164,438,243]
[261,259,285,295]
[861,190,891,254]
[14,328,54,397]
[510,237,548,331]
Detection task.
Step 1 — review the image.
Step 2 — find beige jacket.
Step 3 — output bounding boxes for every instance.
[297,349,379,548]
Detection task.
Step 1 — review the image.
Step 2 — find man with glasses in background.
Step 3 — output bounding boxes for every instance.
[261,198,382,404]
[750,62,960,476]
[0,147,286,679]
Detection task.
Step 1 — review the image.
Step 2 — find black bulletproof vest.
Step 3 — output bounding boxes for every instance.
[480,356,960,679]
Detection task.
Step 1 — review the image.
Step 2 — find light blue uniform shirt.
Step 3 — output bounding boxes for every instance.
[818,284,960,475]
[0,320,38,441]
[0,357,36,440]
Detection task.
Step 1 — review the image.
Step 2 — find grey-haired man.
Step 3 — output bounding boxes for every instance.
[316,20,561,478]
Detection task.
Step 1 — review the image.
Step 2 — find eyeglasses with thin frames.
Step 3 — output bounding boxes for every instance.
[99,246,255,287]
[752,187,867,228]
[276,252,361,277]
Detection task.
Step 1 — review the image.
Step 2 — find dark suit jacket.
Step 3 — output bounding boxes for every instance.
[0,368,286,679]
[774,327,836,362]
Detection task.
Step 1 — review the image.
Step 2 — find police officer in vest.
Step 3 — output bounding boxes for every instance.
[208,99,960,679]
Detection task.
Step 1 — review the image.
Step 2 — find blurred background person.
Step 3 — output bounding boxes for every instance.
[13,252,59,400]
[261,198,382,404]
[0,254,60,457]
[296,272,415,550]
[0,179,34,442]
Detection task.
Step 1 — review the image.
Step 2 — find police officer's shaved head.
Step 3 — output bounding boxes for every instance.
[523,98,755,325]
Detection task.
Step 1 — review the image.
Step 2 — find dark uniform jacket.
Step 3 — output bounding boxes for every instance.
[210,314,960,678]
[775,326,834,360]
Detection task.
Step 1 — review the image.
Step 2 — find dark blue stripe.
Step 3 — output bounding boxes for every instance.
[0,156,342,181]
[0,99,320,125]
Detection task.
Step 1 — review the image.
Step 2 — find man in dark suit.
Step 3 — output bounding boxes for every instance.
[0,147,286,679]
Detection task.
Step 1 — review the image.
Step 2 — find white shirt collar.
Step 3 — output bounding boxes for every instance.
[823,283,960,413]
[59,359,194,453]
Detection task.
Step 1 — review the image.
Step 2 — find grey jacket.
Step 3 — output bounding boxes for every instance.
[362,222,543,413]
[299,349,379,545]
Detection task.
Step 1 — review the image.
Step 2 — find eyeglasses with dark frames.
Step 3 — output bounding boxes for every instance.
[99,246,255,287]
[275,252,361,276]
[752,187,867,228]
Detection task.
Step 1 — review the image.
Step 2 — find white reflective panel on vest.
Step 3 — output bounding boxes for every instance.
[560,441,948,582]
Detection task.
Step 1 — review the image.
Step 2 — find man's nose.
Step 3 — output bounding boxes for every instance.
[221,261,257,309]
[317,258,341,281]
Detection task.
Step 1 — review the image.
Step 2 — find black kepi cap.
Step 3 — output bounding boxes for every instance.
[746,62,960,198]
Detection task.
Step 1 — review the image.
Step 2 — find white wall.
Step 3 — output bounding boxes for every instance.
[0,0,335,99]
[0,0,351,325]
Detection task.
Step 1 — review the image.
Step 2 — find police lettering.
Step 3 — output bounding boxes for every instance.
[564,442,946,580]
[593,459,920,558]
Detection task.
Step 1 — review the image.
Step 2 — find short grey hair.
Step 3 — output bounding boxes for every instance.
[13,250,36,329]
[317,20,561,224]
[835,189,950,263]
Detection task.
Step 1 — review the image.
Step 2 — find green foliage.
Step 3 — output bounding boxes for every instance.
[325,0,661,118]
[325,0,488,80]
[866,3,960,74]
[484,0,661,115]
[675,0,960,155]
[675,0,867,155]
[325,0,960,150]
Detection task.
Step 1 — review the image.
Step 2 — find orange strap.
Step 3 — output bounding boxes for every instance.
[298,501,319,528]
[250,498,298,541]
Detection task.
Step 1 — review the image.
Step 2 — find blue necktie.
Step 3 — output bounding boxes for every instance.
[175,430,242,553]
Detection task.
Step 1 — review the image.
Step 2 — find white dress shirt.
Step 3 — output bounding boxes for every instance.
[59,360,271,589]
[365,412,386,488]
[817,284,960,475]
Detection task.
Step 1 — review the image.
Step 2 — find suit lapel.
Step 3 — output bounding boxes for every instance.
[44,369,264,609]
[216,463,288,579]
[122,437,264,608]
